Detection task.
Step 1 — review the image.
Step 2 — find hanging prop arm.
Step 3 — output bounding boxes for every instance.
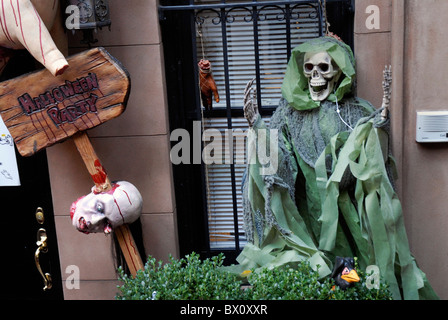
[198,59,219,110]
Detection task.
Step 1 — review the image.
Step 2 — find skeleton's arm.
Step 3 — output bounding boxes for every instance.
[377,65,392,164]
[244,78,259,127]
[381,65,392,120]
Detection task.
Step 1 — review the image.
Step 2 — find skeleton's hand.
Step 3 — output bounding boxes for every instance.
[244,78,259,127]
[381,65,392,120]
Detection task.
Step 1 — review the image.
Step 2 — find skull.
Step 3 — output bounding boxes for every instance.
[70,181,143,234]
[303,51,342,101]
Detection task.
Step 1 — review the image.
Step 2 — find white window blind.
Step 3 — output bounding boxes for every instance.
[196,0,323,250]
[203,116,270,250]
[196,1,322,108]
[203,118,247,249]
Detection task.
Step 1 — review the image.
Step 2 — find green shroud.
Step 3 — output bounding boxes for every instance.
[230,37,438,300]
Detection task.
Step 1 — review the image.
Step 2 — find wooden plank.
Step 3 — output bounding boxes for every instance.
[114,224,145,276]
[73,131,112,193]
[0,47,130,156]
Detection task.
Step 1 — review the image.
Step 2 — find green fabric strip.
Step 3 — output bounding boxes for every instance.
[229,112,439,299]
[313,118,436,299]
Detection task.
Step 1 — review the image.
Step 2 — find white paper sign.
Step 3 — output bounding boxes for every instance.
[0,116,20,186]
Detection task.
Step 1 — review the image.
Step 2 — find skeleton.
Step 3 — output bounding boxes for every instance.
[70,181,143,234]
[237,36,438,299]
[244,61,392,126]
[303,52,342,102]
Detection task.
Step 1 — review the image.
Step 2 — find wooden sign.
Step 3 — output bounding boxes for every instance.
[0,47,130,157]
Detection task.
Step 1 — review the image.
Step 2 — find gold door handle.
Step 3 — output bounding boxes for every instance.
[35,228,52,291]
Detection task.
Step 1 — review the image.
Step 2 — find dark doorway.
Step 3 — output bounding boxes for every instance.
[0,51,63,300]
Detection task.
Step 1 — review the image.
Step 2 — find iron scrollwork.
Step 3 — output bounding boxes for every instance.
[195,3,321,26]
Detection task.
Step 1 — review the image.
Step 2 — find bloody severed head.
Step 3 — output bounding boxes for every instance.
[70,181,143,234]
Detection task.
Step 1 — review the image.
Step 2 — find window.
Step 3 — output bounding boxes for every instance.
[196,1,323,251]
[159,0,354,261]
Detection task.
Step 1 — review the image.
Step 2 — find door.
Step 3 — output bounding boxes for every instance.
[0,51,63,300]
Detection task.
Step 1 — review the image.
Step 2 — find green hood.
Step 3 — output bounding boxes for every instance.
[281,36,356,111]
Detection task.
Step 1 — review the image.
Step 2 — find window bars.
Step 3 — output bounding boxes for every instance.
[159,0,348,253]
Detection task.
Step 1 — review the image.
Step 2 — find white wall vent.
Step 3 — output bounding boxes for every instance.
[416,111,448,143]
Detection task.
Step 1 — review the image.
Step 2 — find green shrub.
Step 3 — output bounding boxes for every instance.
[116,253,393,300]
[116,252,244,300]
[245,262,333,300]
[246,260,393,300]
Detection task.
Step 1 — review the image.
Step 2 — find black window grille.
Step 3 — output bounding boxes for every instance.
[159,0,354,262]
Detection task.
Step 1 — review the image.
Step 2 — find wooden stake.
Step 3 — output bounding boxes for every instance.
[73,132,112,193]
[73,132,144,276]
[114,224,145,276]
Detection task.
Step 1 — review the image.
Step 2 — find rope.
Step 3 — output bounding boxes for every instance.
[196,24,213,232]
